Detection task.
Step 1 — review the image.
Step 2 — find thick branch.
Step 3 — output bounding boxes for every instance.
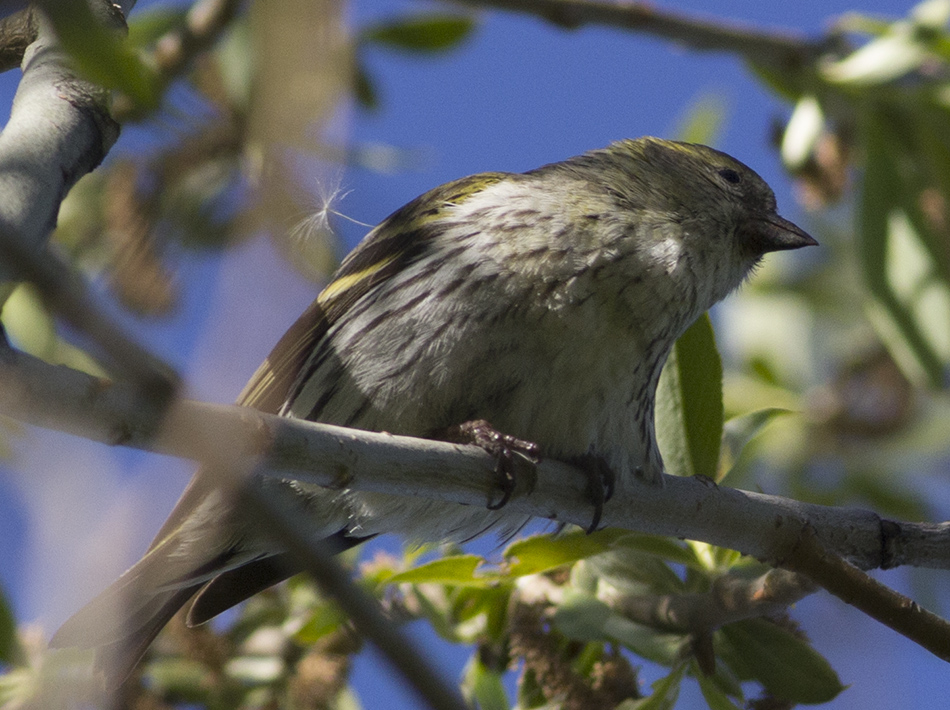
[3,344,950,575]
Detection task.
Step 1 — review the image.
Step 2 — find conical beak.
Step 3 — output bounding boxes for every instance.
[743,213,818,255]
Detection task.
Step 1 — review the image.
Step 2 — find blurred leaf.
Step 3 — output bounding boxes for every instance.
[0,586,22,666]
[585,548,686,595]
[127,7,189,48]
[1,285,106,377]
[551,590,612,642]
[718,618,845,703]
[385,554,497,587]
[822,31,927,85]
[461,655,509,710]
[655,314,724,478]
[696,667,744,710]
[354,61,379,110]
[294,601,347,643]
[718,408,791,482]
[859,113,946,386]
[623,661,686,710]
[611,533,700,569]
[673,93,728,146]
[504,529,628,577]
[44,0,161,112]
[603,614,682,666]
[362,14,476,53]
[782,95,825,170]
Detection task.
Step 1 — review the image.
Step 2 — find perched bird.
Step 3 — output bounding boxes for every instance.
[51,137,816,685]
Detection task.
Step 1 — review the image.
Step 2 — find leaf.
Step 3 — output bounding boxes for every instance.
[361,14,476,54]
[859,114,947,386]
[0,586,22,666]
[294,602,348,644]
[461,655,509,710]
[696,670,744,710]
[384,555,496,587]
[504,529,629,577]
[354,61,379,110]
[625,661,686,710]
[127,7,189,48]
[602,614,682,666]
[718,408,790,482]
[551,590,612,642]
[44,1,161,112]
[655,314,724,478]
[781,95,825,171]
[673,93,728,146]
[718,618,845,703]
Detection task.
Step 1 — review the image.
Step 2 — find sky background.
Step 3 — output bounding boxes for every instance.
[0,1,946,708]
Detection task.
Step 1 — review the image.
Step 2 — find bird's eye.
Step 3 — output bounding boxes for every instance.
[718,168,742,185]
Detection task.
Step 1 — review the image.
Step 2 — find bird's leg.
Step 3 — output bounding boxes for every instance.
[565,453,616,534]
[438,419,540,510]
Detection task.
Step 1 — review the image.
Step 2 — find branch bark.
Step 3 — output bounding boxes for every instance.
[3,342,950,576]
[455,0,834,66]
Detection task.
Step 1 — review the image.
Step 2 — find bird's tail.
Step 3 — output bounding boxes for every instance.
[49,525,240,689]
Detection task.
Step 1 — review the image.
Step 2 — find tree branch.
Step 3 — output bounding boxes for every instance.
[455,0,833,66]
[2,342,950,576]
[5,343,950,662]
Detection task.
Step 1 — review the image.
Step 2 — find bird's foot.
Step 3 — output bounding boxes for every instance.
[566,453,616,534]
[440,419,540,510]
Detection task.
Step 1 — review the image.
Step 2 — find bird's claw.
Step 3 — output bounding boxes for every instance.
[440,420,540,510]
[568,454,616,534]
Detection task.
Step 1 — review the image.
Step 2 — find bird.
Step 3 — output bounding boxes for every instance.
[50,137,816,686]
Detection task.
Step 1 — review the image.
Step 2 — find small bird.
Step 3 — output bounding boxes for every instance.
[51,137,815,685]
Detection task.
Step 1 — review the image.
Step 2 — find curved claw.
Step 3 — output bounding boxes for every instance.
[438,420,540,511]
[568,454,617,534]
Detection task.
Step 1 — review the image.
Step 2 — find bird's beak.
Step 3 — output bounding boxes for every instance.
[743,213,818,254]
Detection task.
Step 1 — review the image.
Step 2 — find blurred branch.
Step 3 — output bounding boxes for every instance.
[599,569,818,634]
[0,7,34,72]
[236,481,471,710]
[112,0,242,119]
[456,0,833,65]
[0,12,119,275]
[6,344,950,667]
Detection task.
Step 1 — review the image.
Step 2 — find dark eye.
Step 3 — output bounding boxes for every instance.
[718,168,742,185]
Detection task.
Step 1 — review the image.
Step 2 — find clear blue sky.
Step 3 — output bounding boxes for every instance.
[1,2,943,709]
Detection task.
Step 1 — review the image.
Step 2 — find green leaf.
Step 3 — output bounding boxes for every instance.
[504,529,629,577]
[602,615,682,666]
[718,618,845,703]
[859,113,947,387]
[294,602,348,644]
[673,93,728,146]
[461,655,509,710]
[718,408,790,482]
[655,314,724,478]
[696,668,744,710]
[0,586,22,666]
[384,555,496,587]
[625,661,686,710]
[551,590,612,642]
[127,7,189,48]
[43,1,161,112]
[354,61,379,110]
[361,14,476,54]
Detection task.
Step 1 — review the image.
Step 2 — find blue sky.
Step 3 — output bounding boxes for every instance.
[1,1,945,708]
